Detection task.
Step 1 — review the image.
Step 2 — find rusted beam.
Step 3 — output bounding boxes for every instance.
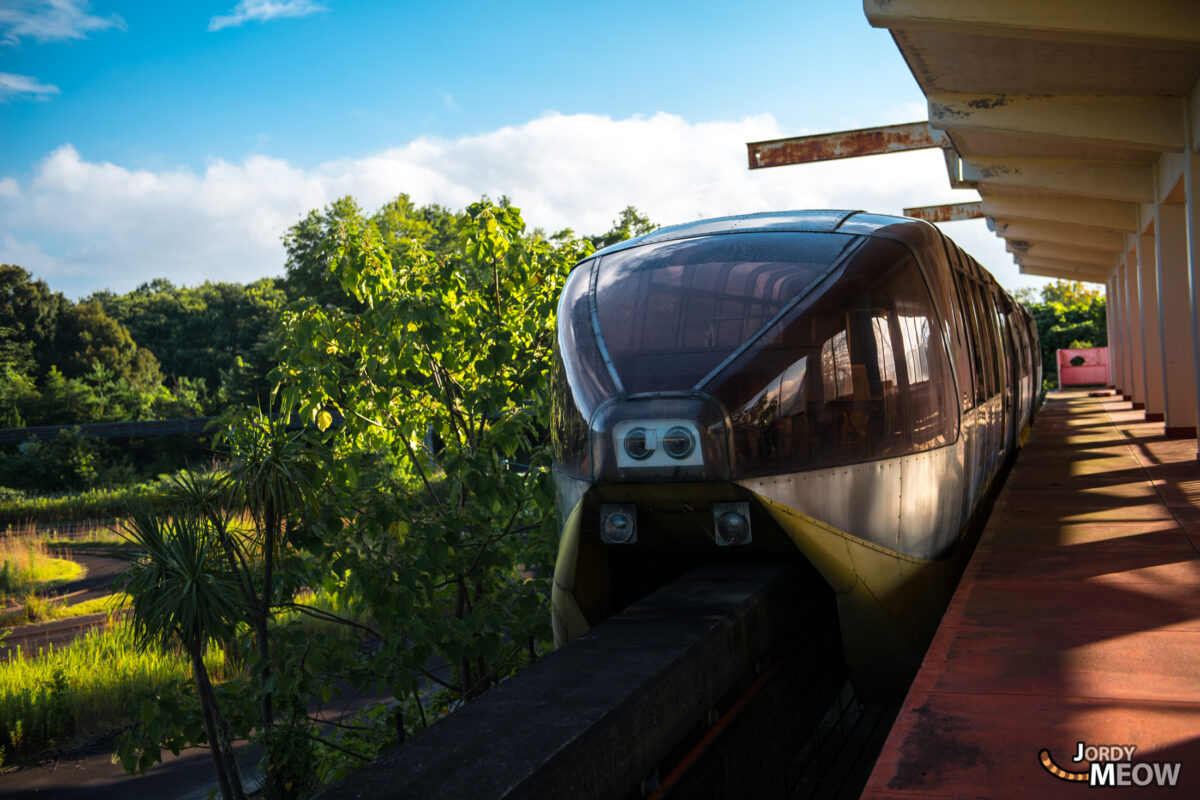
[902,201,984,223]
[747,122,950,169]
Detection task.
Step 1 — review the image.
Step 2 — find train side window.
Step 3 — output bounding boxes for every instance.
[899,315,930,382]
[872,315,898,386]
[707,236,958,475]
[968,280,998,400]
[945,260,978,409]
[978,282,1004,397]
[957,274,989,405]
[821,328,855,399]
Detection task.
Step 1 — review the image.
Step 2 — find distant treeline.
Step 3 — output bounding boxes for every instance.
[0,194,653,492]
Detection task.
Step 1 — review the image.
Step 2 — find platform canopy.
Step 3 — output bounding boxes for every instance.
[863,0,1200,283]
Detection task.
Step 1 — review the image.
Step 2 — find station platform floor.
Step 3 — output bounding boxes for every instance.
[862,389,1200,798]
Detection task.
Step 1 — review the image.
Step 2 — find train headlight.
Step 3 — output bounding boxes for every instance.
[600,503,638,544]
[612,420,702,469]
[712,501,751,546]
[623,427,656,461]
[662,426,696,459]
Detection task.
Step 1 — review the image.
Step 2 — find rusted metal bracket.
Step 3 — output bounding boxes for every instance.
[902,201,984,223]
[746,121,951,169]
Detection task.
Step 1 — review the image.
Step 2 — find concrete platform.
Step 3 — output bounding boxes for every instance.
[863,390,1200,798]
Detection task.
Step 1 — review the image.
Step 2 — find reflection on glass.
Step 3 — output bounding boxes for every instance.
[872,315,897,387]
[899,315,930,383]
[591,233,857,393]
[821,329,854,400]
[779,357,807,417]
[705,236,957,475]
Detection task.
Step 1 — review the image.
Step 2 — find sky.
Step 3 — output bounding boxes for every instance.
[0,0,1059,300]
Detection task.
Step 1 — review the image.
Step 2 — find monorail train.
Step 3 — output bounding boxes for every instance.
[548,210,1040,698]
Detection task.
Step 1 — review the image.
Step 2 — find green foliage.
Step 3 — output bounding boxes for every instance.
[0,366,40,428]
[253,197,589,785]
[282,194,465,310]
[1023,280,1107,387]
[0,470,221,525]
[116,507,254,799]
[117,509,253,653]
[0,264,66,379]
[49,301,164,390]
[2,195,647,793]
[89,277,286,400]
[589,205,656,250]
[0,428,101,492]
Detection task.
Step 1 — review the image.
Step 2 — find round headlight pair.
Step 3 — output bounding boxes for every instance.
[623,425,695,461]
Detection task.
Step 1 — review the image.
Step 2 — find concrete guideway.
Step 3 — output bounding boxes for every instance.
[863,390,1200,798]
[320,562,847,800]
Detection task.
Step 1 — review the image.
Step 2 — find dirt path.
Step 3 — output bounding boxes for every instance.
[1,552,130,661]
[1,681,399,799]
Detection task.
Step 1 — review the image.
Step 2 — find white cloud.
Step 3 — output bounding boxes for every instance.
[0,112,1048,298]
[0,0,124,46]
[208,0,326,32]
[0,71,60,101]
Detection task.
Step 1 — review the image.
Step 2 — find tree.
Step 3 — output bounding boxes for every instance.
[282,197,368,307]
[117,508,252,800]
[90,277,286,399]
[115,427,327,798]
[0,264,66,378]
[589,205,656,250]
[283,194,469,310]
[274,198,589,722]
[1022,280,1107,387]
[50,301,164,390]
[218,410,325,797]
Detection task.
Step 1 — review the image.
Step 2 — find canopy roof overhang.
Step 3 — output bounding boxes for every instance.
[749,1,1200,285]
[867,0,1200,282]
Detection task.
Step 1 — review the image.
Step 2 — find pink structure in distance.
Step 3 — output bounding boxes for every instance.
[1057,347,1109,386]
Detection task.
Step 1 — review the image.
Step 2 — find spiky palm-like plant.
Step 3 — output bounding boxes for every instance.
[118,508,251,800]
[219,409,323,798]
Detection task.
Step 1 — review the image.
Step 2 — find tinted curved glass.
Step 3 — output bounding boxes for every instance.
[591,233,858,393]
[557,264,617,417]
[704,236,957,476]
[552,265,617,477]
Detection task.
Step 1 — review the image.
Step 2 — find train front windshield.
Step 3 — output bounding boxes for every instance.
[553,231,957,478]
[593,233,856,393]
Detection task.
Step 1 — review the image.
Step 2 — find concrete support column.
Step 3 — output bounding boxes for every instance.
[1125,254,1146,409]
[1186,145,1200,458]
[1137,231,1165,421]
[1112,270,1127,393]
[1108,273,1118,388]
[1155,203,1196,438]
[1119,263,1135,399]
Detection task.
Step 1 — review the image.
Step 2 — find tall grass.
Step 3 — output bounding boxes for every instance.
[278,587,377,642]
[0,469,229,526]
[0,484,162,527]
[0,619,228,760]
[0,535,82,603]
[1,592,128,628]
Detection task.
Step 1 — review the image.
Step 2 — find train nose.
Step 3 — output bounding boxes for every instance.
[588,395,733,483]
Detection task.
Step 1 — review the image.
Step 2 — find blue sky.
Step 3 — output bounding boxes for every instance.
[1,0,1055,298]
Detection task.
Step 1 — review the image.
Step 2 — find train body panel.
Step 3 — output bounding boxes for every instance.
[549,210,1041,698]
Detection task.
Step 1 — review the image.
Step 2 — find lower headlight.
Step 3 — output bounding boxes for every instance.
[712,501,751,546]
[600,503,638,544]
